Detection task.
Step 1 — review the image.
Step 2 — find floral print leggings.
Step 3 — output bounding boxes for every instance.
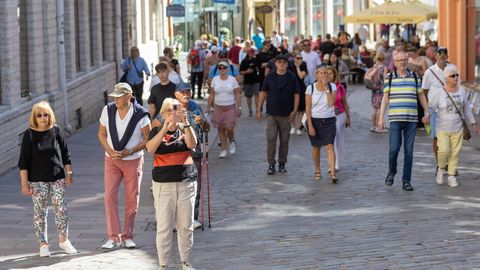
[30,179,69,243]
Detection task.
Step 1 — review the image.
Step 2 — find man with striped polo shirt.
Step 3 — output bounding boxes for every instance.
[378,50,430,191]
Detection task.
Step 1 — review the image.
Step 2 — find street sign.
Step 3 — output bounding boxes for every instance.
[213,0,235,4]
[166,4,185,17]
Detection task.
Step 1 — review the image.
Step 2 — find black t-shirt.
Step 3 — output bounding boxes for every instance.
[287,61,308,93]
[239,57,260,84]
[261,70,300,116]
[320,41,335,56]
[148,82,176,118]
[257,51,274,79]
[18,126,71,182]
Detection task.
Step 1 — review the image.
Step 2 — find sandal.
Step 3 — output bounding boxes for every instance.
[314,172,321,180]
[330,174,338,184]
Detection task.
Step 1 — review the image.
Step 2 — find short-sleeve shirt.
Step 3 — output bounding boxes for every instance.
[428,86,473,133]
[261,70,300,116]
[287,61,308,92]
[211,75,239,106]
[99,104,150,160]
[383,70,422,122]
[305,83,337,118]
[301,51,322,80]
[239,57,260,84]
[148,82,176,118]
[422,63,460,100]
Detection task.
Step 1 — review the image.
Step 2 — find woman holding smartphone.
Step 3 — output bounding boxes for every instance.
[146,98,198,270]
[208,61,241,158]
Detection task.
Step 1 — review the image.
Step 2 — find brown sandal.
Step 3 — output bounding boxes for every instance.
[314,172,321,180]
[330,174,338,184]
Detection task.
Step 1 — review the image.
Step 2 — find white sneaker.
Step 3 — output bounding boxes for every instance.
[59,239,77,254]
[229,142,236,154]
[101,239,120,249]
[290,127,296,135]
[296,129,302,135]
[39,245,50,257]
[448,176,458,187]
[193,220,202,229]
[219,150,227,158]
[436,168,445,184]
[182,261,196,270]
[124,239,136,249]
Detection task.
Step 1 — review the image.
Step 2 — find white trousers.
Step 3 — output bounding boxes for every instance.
[334,112,346,170]
[152,180,197,266]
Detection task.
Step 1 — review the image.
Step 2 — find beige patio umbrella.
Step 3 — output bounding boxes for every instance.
[344,0,433,24]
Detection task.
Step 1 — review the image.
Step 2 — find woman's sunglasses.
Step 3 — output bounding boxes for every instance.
[36,113,50,118]
[449,74,459,78]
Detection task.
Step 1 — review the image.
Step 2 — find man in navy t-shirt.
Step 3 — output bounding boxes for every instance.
[256,54,300,175]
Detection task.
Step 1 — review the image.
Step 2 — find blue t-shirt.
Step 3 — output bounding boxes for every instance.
[252,33,265,50]
[261,70,300,116]
[208,64,239,79]
[121,57,151,85]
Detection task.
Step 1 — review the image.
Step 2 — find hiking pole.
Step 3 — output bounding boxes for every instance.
[200,129,206,231]
[205,131,212,228]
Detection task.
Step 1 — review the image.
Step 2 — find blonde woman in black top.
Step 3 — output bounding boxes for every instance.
[18,101,77,257]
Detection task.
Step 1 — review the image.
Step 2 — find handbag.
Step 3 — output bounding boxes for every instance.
[119,57,130,83]
[442,86,471,141]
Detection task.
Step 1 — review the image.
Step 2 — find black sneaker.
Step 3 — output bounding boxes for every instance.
[278,164,287,173]
[385,174,394,186]
[267,165,276,175]
[402,182,414,191]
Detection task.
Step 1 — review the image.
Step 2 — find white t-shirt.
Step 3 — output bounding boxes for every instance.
[99,103,151,160]
[422,63,460,101]
[306,83,337,118]
[169,71,181,84]
[211,75,239,106]
[301,51,322,81]
[428,86,475,133]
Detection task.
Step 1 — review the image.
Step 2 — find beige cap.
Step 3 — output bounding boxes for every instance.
[109,83,133,97]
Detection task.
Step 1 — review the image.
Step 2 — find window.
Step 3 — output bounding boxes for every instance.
[333,0,345,34]
[284,0,299,41]
[312,0,325,37]
[74,0,81,72]
[18,0,29,98]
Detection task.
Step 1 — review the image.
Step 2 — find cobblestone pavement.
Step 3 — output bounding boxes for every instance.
[1,84,479,270]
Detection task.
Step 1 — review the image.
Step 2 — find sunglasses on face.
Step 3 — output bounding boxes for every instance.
[218,67,228,70]
[296,57,302,60]
[36,113,50,118]
[449,74,459,78]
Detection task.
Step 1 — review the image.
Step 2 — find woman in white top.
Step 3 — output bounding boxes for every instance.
[305,65,338,182]
[208,61,241,158]
[429,65,478,187]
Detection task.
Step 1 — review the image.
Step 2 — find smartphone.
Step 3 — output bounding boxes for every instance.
[172,104,181,123]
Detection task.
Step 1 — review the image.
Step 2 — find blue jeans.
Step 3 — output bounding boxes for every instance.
[388,121,417,183]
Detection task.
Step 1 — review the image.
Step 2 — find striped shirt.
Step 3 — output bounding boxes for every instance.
[148,127,197,183]
[383,70,422,122]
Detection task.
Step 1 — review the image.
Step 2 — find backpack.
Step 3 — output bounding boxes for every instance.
[365,64,384,91]
[386,69,418,98]
[189,49,201,68]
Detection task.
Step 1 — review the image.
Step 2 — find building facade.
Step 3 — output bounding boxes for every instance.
[0,0,136,174]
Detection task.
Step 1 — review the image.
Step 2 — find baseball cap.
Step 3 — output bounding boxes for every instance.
[275,54,288,61]
[217,61,229,68]
[436,47,448,55]
[175,82,191,92]
[218,50,228,57]
[109,83,132,97]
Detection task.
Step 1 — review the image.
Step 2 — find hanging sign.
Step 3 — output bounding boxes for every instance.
[257,5,273,14]
[166,4,185,17]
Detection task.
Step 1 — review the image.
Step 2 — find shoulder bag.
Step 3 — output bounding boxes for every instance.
[441,87,471,141]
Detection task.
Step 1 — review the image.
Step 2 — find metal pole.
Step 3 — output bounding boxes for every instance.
[115,0,123,79]
[56,0,72,133]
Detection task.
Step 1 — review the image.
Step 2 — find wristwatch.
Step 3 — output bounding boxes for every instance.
[66,171,73,175]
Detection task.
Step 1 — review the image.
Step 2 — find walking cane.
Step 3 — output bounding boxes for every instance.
[200,129,206,231]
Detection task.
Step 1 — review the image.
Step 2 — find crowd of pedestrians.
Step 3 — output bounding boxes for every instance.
[16,24,480,269]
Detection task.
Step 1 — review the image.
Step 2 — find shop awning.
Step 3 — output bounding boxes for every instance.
[344,0,436,24]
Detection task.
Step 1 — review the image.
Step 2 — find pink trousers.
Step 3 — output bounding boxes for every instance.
[104,156,144,241]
